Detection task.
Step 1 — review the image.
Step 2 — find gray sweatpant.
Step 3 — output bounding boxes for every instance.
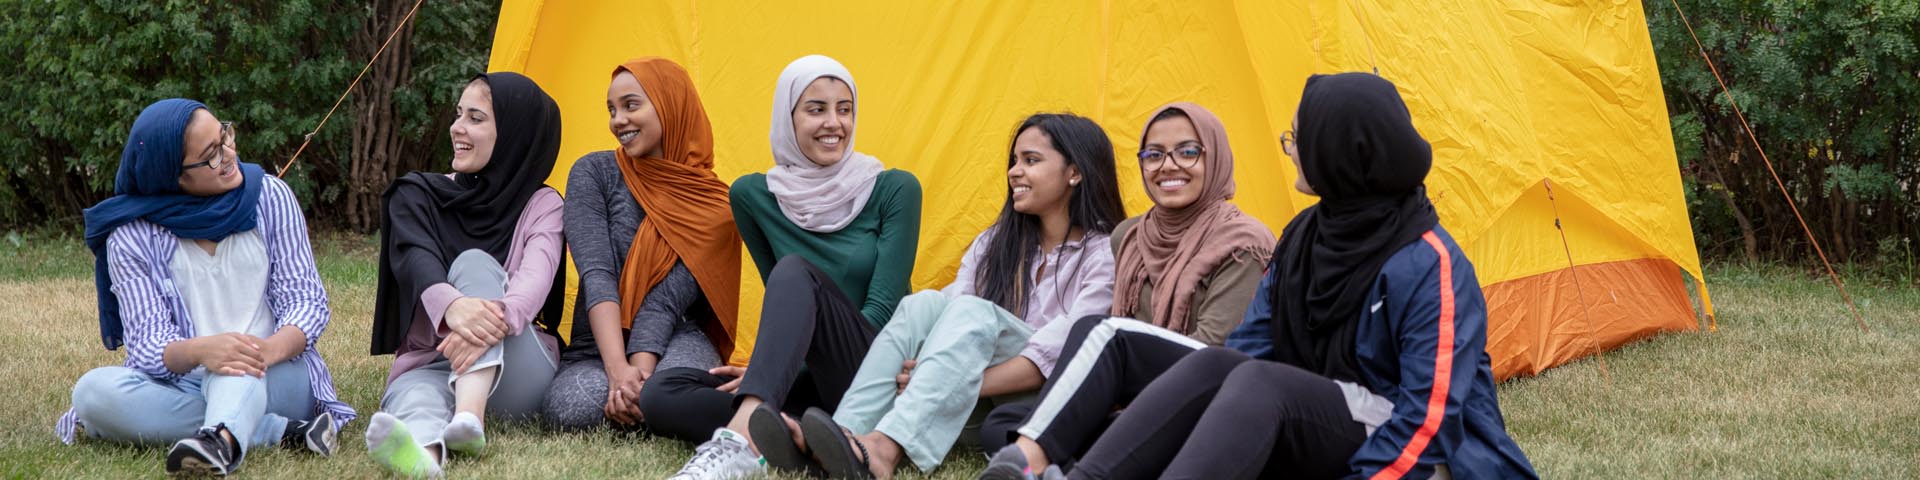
[378,250,558,451]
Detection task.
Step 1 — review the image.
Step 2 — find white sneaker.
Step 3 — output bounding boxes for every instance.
[668,428,766,480]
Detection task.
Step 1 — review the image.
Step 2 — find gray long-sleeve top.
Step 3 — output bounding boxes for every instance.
[562,151,717,368]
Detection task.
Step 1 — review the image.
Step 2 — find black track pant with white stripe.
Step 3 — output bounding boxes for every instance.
[1000,315,1205,468]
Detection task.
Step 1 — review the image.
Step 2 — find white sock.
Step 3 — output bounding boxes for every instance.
[442,412,486,457]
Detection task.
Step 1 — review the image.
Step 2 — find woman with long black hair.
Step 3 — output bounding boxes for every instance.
[747,113,1126,479]
[988,73,1537,480]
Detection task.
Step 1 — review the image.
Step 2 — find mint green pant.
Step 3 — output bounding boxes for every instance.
[832,290,1034,471]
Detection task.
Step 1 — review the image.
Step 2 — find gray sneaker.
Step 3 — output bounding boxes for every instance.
[1037,465,1066,479]
[282,410,338,456]
[977,444,1032,480]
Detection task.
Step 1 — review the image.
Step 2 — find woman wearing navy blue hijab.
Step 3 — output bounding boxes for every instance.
[60,99,353,476]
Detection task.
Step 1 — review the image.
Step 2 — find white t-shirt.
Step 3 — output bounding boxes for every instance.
[171,230,276,339]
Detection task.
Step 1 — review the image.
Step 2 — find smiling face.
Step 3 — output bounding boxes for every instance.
[790,77,854,166]
[1139,115,1209,210]
[608,71,665,159]
[1008,126,1080,218]
[178,109,243,196]
[449,80,497,173]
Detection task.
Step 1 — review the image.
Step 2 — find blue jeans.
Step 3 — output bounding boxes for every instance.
[70,356,316,454]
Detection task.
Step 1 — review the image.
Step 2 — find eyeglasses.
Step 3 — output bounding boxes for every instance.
[181,121,236,174]
[1137,142,1205,170]
[1280,130,1296,155]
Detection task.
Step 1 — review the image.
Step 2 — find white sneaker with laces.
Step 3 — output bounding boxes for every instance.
[668,428,765,480]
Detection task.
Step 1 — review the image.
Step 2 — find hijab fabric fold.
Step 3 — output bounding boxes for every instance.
[371,72,567,355]
[612,57,744,361]
[1270,72,1439,383]
[765,55,884,233]
[1111,102,1274,335]
[83,98,265,350]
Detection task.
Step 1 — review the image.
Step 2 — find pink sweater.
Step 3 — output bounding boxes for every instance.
[386,187,564,383]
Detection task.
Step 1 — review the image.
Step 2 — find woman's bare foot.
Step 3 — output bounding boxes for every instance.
[855,431,905,479]
[1016,437,1050,472]
[783,413,807,451]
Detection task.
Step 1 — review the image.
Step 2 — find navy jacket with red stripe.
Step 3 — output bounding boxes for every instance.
[1228,226,1537,479]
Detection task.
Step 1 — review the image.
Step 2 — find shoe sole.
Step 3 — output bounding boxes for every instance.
[303,411,338,456]
[166,442,228,477]
[748,405,812,473]
[799,409,873,480]
[173,457,221,477]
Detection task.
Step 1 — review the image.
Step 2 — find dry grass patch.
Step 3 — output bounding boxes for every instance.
[3,238,1914,478]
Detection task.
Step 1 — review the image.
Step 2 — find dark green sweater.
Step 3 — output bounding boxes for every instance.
[730,169,922,329]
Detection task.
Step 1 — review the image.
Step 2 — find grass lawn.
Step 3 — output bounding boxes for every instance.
[2,230,1915,478]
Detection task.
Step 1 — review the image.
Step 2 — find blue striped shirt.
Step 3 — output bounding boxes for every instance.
[56,176,356,443]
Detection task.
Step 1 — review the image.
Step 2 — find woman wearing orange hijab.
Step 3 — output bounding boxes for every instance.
[541,58,743,432]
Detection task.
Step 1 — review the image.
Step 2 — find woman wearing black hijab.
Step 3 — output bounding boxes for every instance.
[1025,73,1536,480]
[365,72,568,478]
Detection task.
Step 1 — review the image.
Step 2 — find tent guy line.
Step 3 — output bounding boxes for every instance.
[1544,178,1612,385]
[275,0,429,179]
[1664,0,1868,333]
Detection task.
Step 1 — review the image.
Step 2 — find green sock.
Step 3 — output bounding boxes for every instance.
[368,419,440,478]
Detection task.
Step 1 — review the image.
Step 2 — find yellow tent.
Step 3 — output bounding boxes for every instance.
[487,0,1709,379]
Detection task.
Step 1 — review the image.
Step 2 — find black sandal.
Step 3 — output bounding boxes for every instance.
[800,407,874,479]
[748,403,822,475]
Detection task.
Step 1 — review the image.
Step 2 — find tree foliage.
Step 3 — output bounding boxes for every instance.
[0,0,496,231]
[1648,0,1920,264]
[4,1,1913,259]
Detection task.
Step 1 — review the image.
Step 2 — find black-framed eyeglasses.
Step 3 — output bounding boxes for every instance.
[1137,142,1205,170]
[1280,130,1296,154]
[181,121,236,174]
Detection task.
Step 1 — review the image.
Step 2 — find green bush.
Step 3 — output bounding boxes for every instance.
[0,0,496,230]
[1649,0,1920,265]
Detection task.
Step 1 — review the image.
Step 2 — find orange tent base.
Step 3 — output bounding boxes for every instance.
[1483,258,1698,381]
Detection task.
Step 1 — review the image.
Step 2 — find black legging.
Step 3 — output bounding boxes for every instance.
[637,255,877,443]
[1071,347,1366,480]
[981,315,1203,468]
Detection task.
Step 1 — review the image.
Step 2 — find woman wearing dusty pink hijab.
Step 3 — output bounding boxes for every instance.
[975,102,1276,479]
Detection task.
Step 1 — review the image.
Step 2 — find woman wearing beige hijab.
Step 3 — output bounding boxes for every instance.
[976,102,1276,479]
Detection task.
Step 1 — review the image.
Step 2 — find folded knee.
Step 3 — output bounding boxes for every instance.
[894,289,948,311]
[451,249,498,271]
[768,254,821,285]
[938,296,1005,334]
[541,400,603,431]
[1185,346,1252,372]
[71,367,140,409]
[1226,359,1310,385]
[1068,314,1113,338]
[636,367,706,415]
[645,367,711,389]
